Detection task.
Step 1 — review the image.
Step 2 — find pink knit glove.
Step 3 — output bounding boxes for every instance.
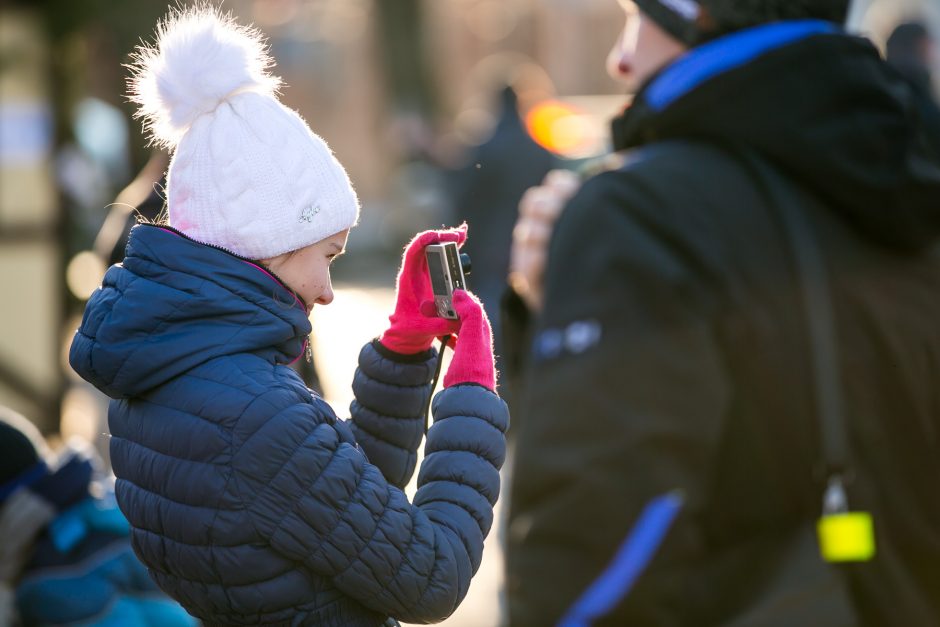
[443,290,496,391]
[379,226,468,355]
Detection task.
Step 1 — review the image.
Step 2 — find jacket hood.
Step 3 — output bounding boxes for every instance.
[613,20,940,251]
[69,224,311,399]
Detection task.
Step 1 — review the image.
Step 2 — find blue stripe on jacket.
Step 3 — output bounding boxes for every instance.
[647,20,839,112]
[558,492,684,627]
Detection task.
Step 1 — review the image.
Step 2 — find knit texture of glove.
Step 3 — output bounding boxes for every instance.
[443,290,496,391]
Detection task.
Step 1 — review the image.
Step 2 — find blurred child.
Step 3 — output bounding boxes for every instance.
[0,406,194,626]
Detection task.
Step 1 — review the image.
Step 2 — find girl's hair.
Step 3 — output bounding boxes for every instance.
[150,203,170,227]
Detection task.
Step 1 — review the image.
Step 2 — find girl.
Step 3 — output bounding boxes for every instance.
[69,8,507,626]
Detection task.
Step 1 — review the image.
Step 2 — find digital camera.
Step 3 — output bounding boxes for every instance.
[425,242,471,319]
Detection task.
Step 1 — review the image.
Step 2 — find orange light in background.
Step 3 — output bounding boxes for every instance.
[525,99,593,157]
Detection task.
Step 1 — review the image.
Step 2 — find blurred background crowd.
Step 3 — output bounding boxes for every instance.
[0,0,937,624]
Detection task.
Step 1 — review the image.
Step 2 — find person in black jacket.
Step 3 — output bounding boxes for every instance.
[504,0,940,624]
[885,21,940,157]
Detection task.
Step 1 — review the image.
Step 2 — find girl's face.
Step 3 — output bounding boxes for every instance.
[261,229,349,313]
[607,1,689,92]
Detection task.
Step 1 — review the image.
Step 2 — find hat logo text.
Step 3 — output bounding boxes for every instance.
[300,205,321,223]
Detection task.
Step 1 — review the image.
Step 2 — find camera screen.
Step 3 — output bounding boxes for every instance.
[427,251,448,296]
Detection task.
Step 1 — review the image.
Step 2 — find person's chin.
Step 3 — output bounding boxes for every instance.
[621,77,642,95]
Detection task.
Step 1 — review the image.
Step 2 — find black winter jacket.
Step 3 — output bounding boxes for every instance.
[506,20,940,626]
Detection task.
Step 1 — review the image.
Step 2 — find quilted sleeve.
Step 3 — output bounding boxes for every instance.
[347,340,437,488]
[235,384,508,624]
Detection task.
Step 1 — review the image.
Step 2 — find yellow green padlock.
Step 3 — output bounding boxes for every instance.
[816,476,876,563]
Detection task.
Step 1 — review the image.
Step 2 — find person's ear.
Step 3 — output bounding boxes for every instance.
[694,6,718,40]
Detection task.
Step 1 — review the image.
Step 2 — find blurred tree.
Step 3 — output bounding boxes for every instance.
[0,0,167,431]
[373,0,438,118]
[16,0,168,165]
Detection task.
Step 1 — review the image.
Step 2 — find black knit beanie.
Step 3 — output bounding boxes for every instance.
[633,0,852,45]
[0,407,44,487]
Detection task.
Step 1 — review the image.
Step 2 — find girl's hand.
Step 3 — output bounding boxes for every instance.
[379,225,467,354]
[443,290,495,391]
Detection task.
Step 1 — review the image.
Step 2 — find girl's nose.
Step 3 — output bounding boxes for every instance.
[316,282,334,306]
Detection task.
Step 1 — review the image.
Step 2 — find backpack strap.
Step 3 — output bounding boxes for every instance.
[737,153,851,499]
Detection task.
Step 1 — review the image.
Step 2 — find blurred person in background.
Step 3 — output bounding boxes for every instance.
[500,168,579,423]
[504,0,940,624]
[0,406,194,626]
[69,8,507,626]
[885,20,940,155]
[93,148,169,267]
[381,110,456,248]
[448,83,560,404]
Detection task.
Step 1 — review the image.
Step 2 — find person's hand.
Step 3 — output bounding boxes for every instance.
[379,225,467,355]
[508,169,580,312]
[443,290,495,391]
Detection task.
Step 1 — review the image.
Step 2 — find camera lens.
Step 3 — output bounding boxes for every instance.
[459,253,472,276]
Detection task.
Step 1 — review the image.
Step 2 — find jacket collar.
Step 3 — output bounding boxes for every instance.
[70,224,312,398]
[609,20,940,251]
[612,20,838,150]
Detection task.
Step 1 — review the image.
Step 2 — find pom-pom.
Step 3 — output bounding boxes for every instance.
[128,5,281,148]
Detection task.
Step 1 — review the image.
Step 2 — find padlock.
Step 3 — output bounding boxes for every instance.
[816,476,876,563]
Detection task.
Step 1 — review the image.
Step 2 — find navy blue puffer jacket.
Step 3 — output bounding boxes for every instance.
[69,224,508,626]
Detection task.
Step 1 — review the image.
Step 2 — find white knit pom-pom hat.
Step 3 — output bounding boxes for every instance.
[129,6,359,259]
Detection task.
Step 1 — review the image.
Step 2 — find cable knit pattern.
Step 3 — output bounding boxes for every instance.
[167,91,359,259]
[68,224,508,626]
